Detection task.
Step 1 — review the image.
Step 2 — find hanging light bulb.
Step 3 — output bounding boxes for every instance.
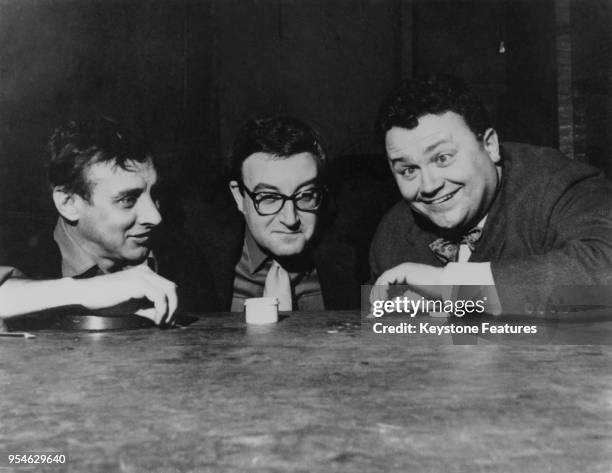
[498,40,506,54]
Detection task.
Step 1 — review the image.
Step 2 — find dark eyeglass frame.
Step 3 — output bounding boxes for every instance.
[237,182,326,216]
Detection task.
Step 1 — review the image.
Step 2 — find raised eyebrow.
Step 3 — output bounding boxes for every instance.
[294,178,319,191]
[113,187,144,200]
[251,183,282,193]
[252,178,319,194]
[389,156,416,166]
[423,138,453,155]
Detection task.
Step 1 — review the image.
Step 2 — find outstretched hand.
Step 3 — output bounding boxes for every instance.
[370,263,446,305]
[75,265,178,325]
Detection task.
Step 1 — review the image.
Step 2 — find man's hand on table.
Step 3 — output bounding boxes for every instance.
[73,266,178,325]
[370,263,447,305]
[0,266,178,325]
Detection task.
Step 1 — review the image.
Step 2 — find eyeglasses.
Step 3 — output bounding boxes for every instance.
[238,182,325,216]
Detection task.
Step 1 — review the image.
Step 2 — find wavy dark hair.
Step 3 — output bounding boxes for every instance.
[375,73,492,142]
[229,116,327,182]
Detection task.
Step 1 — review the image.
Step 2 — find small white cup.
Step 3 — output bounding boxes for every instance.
[244,297,279,324]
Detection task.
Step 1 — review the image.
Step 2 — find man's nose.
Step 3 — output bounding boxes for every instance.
[419,167,444,196]
[138,195,162,227]
[278,199,300,227]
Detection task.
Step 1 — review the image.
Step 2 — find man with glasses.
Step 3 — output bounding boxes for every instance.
[203,116,361,311]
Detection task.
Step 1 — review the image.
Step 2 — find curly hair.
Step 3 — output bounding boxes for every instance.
[375,73,492,143]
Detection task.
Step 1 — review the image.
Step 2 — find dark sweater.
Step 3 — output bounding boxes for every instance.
[369,142,612,313]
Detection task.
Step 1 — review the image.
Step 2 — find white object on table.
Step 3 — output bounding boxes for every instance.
[245,297,279,324]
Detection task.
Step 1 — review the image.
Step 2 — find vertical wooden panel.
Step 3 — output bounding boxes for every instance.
[570,0,611,174]
[501,0,558,148]
[398,0,414,80]
[556,0,574,158]
[212,0,398,158]
[412,0,507,122]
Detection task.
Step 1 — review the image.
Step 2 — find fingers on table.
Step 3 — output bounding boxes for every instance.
[134,269,178,325]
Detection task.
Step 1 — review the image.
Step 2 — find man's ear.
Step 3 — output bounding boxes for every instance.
[229,181,245,214]
[482,128,501,164]
[52,187,82,223]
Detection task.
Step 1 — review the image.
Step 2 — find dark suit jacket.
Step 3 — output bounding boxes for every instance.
[369,142,612,313]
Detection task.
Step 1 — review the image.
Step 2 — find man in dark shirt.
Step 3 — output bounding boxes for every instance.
[199,116,361,311]
[1,118,216,324]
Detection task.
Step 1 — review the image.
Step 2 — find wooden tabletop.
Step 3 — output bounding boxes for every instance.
[1,310,611,472]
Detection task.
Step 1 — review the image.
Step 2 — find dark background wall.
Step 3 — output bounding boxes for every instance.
[0,0,610,217]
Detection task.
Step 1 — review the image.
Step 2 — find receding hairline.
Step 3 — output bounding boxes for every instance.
[79,153,157,195]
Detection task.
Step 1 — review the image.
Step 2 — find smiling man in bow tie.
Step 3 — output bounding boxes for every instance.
[370,73,612,314]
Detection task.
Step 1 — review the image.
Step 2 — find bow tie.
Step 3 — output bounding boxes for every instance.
[429,227,483,264]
